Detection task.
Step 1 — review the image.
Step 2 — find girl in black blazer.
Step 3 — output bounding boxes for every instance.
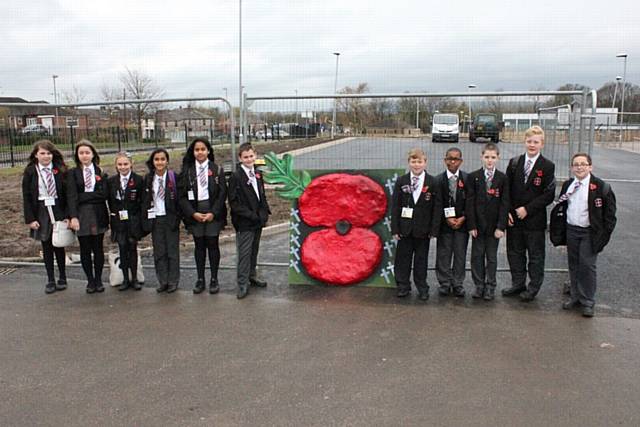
[107,152,144,291]
[142,148,182,293]
[21,140,69,294]
[178,138,227,294]
[67,140,110,294]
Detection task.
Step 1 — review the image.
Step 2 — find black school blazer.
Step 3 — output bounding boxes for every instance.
[178,161,227,229]
[507,154,556,231]
[558,175,617,253]
[391,172,439,239]
[65,165,110,229]
[228,166,271,232]
[434,170,469,232]
[107,172,145,236]
[141,170,182,231]
[22,163,69,223]
[465,168,510,235]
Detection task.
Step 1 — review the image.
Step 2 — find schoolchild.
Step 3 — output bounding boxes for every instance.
[107,152,144,291]
[67,140,110,294]
[22,139,69,294]
[178,138,227,294]
[391,148,439,300]
[227,143,271,299]
[142,148,181,293]
[465,143,510,301]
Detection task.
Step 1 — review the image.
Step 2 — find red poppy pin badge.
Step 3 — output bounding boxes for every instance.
[128,179,135,188]
[255,172,261,179]
[95,175,102,182]
[536,170,543,177]
[589,183,597,191]
[457,180,464,188]
[487,188,496,195]
[207,169,213,177]
[52,168,59,175]
[421,185,428,193]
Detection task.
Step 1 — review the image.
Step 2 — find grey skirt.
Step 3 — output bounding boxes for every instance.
[189,200,222,238]
[30,202,53,242]
[77,204,108,237]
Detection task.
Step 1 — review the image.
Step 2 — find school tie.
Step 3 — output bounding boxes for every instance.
[485,168,494,191]
[523,159,533,183]
[43,167,57,197]
[449,175,457,198]
[249,169,260,199]
[84,167,92,190]
[558,181,582,203]
[198,165,208,188]
[121,176,128,191]
[411,175,420,192]
[156,176,165,200]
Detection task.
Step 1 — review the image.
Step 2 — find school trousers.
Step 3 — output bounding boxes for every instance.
[470,233,500,289]
[506,226,546,294]
[435,229,469,289]
[236,228,262,292]
[151,216,180,287]
[567,224,598,308]
[394,235,430,293]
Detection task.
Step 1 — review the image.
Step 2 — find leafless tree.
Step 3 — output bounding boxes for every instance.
[118,67,165,139]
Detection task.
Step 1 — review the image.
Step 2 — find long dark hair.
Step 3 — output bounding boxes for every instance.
[146,148,170,172]
[73,139,100,167]
[182,138,215,171]
[26,139,66,172]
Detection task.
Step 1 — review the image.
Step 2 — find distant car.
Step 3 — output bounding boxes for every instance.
[431,113,459,143]
[469,114,499,142]
[255,130,272,140]
[20,124,50,136]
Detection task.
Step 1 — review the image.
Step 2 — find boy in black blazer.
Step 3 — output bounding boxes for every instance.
[466,143,510,300]
[434,147,469,297]
[391,148,439,300]
[228,143,271,299]
[560,153,617,317]
[503,126,556,302]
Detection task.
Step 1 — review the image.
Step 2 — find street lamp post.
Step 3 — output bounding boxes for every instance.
[239,0,243,144]
[616,53,628,138]
[295,89,299,124]
[331,52,340,139]
[611,76,622,109]
[467,84,476,133]
[52,75,59,132]
[416,98,420,130]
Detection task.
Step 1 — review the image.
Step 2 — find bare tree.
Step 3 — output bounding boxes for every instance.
[61,86,87,105]
[119,67,164,139]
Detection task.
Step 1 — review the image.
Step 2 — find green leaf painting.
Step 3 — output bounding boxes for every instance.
[263,152,311,199]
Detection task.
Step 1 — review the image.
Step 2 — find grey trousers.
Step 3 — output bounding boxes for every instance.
[236,228,262,291]
[567,224,598,307]
[151,216,180,287]
[436,229,469,288]
[470,233,500,289]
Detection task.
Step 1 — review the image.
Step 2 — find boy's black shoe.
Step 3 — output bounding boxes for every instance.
[193,280,205,294]
[396,289,410,298]
[167,284,178,293]
[502,286,526,297]
[209,279,220,294]
[484,287,496,301]
[438,286,451,296]
[250,279,267,288]
[56,279,67,291]
[519,290,536,302]
[156,284,168,293]
[582,306,595,317]
[452,286,466,297]
[471,286,484,299]
[45,282,56,294]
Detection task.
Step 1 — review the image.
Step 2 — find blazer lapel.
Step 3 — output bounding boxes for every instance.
[525,157,542,187]
[240,169,259,209]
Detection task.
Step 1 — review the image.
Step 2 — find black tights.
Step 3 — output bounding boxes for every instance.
[41,239,66,283]
[117,239,138,282]
[78,234,105,285]
[194,236,220,282]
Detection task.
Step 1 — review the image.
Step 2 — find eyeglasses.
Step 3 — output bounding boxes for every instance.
[445,157,462,161]
[572,163,591,168]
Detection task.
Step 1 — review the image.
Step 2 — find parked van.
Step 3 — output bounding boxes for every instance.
[431,113,459,143]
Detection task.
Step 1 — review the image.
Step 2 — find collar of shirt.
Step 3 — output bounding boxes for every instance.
[38,163,53,173]
[83,163,95,174]
[196,159,209,171]
[155,170,167,181]
[525,153,540,166]
[410,171,425,181]
[575,173,591,186]
[120,172,131,183]
[484,167,495,176]
[241,164,255,178]
[446,169,459,180]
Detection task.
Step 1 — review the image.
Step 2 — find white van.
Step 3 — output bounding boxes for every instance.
[431,113,459,143]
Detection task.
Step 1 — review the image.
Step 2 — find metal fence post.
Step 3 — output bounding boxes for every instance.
[9,131,15,168]
[184,123,189,149]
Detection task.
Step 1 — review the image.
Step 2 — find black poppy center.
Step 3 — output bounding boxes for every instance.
[335,220,352,236]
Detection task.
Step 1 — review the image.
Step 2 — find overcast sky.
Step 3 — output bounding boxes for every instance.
[1,0,638,104]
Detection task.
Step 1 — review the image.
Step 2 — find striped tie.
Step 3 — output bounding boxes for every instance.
[43,167,57,197]
[486,168,494,191]
[558,181,582,203]
[157,176,165,200]
[523,159,533,183]
[84,167,92,190]
[411,175,419,191]
[198,165,208,188]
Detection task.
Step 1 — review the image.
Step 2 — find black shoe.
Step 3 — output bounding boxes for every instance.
[471,286,484,299]
[167,284,178,293]
[56,279,67,291]
[452,286,466,297]
[563,299,580,310]
[156,284,168,293]
[418,290,429,301]
[250,278,267,288]
[95,281,105,293]
[438,286,451,296]
[519,290,536,302]
[483,287,496,301]
[396,289,410,298]
[582,306,595,317]
[502,286,526,297]
[86,282,96,294]
[209,279,220,294]
[237,286,249,299]
[119,280,130,292]
[132,280,142,291]
[45,282,56,294]
[193,280,205,294]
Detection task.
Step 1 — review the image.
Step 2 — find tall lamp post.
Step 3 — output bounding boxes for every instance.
[52,74,59,132]
[467,84,476,133]
[331,52,340,139]
[295,89,299,124]
[616,53,628,135]
[611,76,622,109]
[238,0,244,144]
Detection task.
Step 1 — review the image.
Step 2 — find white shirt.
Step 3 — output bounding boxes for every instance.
[37,163,57,200]
[196,160,209,201]
[410,171,425,204]
[567,174,590,227]
[524,153,540,175]
[116,172,131,200]
[83,163,96,192]
[241,164,260,200]
[152,171,167,216]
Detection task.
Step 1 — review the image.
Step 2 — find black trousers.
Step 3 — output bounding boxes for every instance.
[117,238,138,282]
[78,234,105,285]
[194,235,220,282]
[394,235,430,293]
[435,229,469,288]
[41,239,66,283]
[152,217,180,287]
[506,227,546,294]
[567,224,598,307]
[236,228,262,291]
[470,233,500,289]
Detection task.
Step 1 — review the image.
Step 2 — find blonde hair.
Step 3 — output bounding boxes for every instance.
[114,151,133,164]
[407,148,426,161]
[524,125,545,141]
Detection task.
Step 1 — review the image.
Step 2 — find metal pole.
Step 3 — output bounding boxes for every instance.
[238,0,243,145]
[52,75,58,134]
[579,89,588,153]
[331,52,340,139]
[295,89,299,124]
[415,98,419,129]
[619,54,628,143]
